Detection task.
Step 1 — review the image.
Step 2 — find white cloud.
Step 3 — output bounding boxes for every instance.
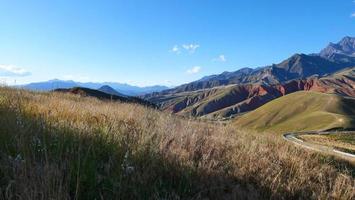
[186,66,201,74]
[182,44,200,53]
[212,54,226,62]
[351,13,355,18]
[170,45,180,54]
[0,65,31,77]
[170,43,200,54]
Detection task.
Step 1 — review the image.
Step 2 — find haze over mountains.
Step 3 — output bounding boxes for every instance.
[145,36,355,119]
[22,79,169,96]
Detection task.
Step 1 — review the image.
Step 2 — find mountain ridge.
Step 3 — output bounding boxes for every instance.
[144,36,355,119]
[146,67,354,119]
[21,80,169,96]
[98,85,125,96]
[149,36,355,95]
[320,36,355,59]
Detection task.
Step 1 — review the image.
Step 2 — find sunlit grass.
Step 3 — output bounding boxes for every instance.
[0,87,354,199]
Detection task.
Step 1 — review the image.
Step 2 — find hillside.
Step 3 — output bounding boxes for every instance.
[54,87,156,108]
[235,91,355,133]
[98,85,125,96]
[148,84,280,118]
[146,67,355,119]
[0,87,353,199]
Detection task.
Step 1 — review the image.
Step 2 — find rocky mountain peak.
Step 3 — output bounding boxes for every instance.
[320,36,355,59]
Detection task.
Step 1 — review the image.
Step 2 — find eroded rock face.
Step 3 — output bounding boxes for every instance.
[149,68,355,119]
[155,53,352,95]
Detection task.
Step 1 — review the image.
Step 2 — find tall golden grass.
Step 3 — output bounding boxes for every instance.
[0,87,353,199]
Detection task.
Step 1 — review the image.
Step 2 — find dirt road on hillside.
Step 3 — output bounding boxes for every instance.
[283,132,355,160]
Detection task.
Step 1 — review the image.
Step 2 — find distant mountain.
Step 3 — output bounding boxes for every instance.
[146,67,355,119]
[144,36,355,119]
[23,79,78,91]
[54,87,157,108]
[319,36,355,59]
[159,54,354,95]
[151,36,355,95]
[22,80,169,96]
[98,85,125,96]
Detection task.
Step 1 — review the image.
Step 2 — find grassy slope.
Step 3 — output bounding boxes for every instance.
[0,88,354,199]
[178,86,238,116]
[235,91,355,133]
[157,85,260,118]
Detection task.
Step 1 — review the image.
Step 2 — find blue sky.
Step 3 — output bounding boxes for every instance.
[0,0,354,86]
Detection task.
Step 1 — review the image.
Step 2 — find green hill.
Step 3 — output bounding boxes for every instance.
[234,91,355,133]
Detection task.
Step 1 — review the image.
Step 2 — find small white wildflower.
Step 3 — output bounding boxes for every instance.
[121,151,135,175]
[14,154,23,162]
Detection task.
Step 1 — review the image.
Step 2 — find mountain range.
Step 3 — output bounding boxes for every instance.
[152,37,355,95]
[145,36,355,119]
[21,80,169,96]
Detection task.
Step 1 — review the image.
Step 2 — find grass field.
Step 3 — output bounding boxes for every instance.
[234,91,355,133]
[0,87,354,199]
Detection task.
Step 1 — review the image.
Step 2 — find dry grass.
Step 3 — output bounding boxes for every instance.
[299,134,355,153]
[0,87,354,199]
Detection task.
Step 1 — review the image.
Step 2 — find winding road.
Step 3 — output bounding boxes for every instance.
[283,131,355,160]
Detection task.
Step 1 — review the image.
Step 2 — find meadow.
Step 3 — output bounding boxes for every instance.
[0,87,354,199]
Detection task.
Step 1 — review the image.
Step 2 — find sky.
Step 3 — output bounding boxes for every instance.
[0,0,354,87]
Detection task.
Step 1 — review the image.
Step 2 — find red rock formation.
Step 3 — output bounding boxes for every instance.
[156,68,355,118]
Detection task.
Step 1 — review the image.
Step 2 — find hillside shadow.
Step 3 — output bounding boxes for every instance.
[0,107,267,200]
[0,105,347,200]
[327,97,355,132]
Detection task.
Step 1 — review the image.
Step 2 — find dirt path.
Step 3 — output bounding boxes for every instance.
[283,132,355,160]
